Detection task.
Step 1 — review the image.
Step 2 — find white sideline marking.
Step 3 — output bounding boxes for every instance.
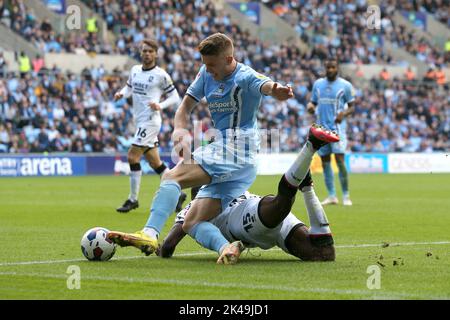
[0,251,207,267]
[0,270,448,300]
[0,240,449,267]
[336,241,450,248]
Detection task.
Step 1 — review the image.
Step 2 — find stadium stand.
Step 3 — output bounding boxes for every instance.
[0,0,449,154]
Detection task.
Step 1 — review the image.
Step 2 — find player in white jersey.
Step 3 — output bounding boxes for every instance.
[114,39,186,213]
[156,125,338,262]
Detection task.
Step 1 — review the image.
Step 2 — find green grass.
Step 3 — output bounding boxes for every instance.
[1,174,450,299]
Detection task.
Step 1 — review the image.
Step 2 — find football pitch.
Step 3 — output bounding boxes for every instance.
[1,173,449,300]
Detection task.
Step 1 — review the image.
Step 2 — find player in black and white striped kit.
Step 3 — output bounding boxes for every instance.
[115,39,186,213]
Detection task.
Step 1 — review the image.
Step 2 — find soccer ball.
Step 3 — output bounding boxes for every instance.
[81,227,116,261]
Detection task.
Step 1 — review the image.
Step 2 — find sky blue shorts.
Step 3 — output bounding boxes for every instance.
[192,137,257,210]
[318,136,348,157]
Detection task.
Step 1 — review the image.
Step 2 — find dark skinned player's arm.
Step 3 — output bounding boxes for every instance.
[157,223,187,258]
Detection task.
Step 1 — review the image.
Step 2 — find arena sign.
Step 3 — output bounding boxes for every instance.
[0,156,85,177]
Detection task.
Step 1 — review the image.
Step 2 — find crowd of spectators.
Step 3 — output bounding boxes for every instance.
[381,0,450,68]
[1,58,448,154]
[1,0,449,66]
[394,0,450,27]
[262,0,449,68]
[0,0,112,54]
[0,0,449,154]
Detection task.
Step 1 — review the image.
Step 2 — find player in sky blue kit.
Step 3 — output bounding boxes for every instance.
[156,124,339,263]
[108,33,294,264]
[307,57,355,206]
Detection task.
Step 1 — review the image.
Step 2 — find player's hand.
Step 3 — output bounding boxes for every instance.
[114,92,123,101]
[149,102,161,111]
[271,83,294,101]
[335,112,345,124]
[307,102,316,114]
[172,128,192,158]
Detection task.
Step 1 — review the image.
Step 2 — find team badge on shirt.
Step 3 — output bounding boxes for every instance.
[211,83,226,98]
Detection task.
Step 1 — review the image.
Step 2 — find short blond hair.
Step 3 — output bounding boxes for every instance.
[198,33,234,56]
[141,39,158,51]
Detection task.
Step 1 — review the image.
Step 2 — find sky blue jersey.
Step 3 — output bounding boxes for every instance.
[186,63,271,137]
[311,77,355,134]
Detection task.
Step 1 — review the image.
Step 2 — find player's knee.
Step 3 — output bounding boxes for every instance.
[160,163,187,181]
[127,152,140,164]
[181,221,194,234]
[335,155,345,166]
[160,168,177,182]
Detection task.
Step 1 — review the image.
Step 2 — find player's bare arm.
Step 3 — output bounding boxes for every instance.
[149,102,161,111]
[114,92,123,101]
[115,83,132,101]
[335,101,355,124]
[261,81,294,100]
[307,102,317,114]
[149,83,181,111]
[172,95,198,146]
[157,223,186,258]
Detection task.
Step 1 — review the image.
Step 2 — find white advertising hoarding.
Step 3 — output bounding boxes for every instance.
[388,153,450,173]
[256,153,298,175]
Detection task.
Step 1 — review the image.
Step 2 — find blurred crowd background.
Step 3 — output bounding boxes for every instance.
[0,0,449,154]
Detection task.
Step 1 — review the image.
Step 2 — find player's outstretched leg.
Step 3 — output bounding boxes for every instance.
[335,154,352,206]
[117,149,142,213]
[320,155,338,206]
[299,173,334,247]
[259,124,339,227]
[110,178,182,255]
[144,148,188,213]
[110,162,210,255]
[107,230,157,256]
[116,198,139,213]
[283,172,335,261]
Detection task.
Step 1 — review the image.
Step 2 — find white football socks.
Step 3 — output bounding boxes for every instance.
[129,170,142,202]
[143,227,159,240]
[302,187,332,235]
[284,141,315,187]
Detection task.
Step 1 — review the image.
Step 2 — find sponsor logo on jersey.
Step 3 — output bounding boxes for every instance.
[208,101,236,113]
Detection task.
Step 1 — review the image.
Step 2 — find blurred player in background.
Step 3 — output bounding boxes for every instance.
[108,33,294,264]
[157,124,338,263]
[114,39,186,213]
[307,57,355,206]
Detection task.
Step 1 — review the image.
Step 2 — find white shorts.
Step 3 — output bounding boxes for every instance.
[132,121,161,148]
[212,196,305,253]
